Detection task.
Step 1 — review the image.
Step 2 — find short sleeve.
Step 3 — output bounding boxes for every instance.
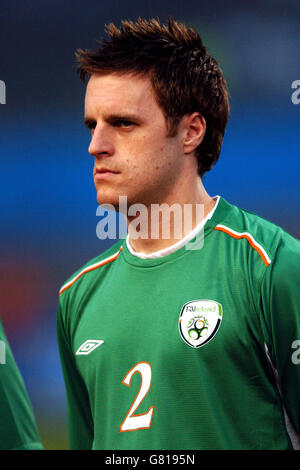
[0,321,43,450]
[57,300,94,449]
[260,232,300,446]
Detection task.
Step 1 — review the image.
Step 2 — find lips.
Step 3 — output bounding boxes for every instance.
[94,168,119,181]
[95,168,118,174]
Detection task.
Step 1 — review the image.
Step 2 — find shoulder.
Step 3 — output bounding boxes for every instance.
[214,198,299,268]
[58,239,124,299]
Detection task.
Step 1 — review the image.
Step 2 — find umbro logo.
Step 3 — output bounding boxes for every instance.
[76,340,104,355]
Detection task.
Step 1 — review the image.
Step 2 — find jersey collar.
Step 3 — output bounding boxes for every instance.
[126,196,221,259]
[121,196,234,268]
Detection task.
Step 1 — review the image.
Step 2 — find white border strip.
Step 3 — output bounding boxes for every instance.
[215,224,272,265]
[126,196,220,259]
[59,248,122,295]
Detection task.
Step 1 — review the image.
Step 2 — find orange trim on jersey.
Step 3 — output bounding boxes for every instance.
[59,246,123,296]
[214,225,271,266]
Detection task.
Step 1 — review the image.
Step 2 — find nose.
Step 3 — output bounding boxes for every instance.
[88,124,115,158]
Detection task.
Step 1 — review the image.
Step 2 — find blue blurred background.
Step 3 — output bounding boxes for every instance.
[0,0,299,449]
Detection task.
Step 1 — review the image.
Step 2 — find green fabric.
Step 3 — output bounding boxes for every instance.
[57,197,300,450]
[0,321,43,450]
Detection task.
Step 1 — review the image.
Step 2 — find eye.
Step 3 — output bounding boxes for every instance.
[84,120,96,133]
[113,120,136,129]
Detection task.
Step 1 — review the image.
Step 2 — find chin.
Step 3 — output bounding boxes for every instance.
[96,187,148,214]
[96,189,123,211]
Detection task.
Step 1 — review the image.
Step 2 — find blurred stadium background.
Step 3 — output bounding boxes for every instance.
[0,0,299,449]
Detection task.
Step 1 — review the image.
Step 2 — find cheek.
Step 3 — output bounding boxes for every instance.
[123,133,177,178]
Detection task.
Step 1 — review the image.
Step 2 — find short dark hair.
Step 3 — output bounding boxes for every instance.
[76,17,229,176]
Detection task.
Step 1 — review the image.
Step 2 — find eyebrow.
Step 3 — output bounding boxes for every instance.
[83,117,96,128]
[83,113,142,128]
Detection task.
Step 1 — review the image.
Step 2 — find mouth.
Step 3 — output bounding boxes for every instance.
[94,168,120,180]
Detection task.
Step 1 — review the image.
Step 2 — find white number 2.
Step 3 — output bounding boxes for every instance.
[120,361,154,432]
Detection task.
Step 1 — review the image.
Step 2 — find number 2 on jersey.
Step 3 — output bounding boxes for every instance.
[120,361,154,432]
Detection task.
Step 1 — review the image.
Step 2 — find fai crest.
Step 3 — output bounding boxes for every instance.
[179,299,223,348]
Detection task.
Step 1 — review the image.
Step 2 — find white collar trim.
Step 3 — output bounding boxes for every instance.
[126,196,220,259]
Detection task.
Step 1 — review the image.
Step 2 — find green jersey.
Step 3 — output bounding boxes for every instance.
[57,197,300,450]
[0,320,43,450]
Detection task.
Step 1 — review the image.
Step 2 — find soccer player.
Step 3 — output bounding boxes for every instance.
[0,319,43,449]
[57,18,300,450]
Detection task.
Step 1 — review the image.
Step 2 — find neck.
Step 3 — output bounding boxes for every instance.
[126,178,215,255]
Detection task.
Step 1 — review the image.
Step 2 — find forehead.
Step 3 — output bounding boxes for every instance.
[85,72,160,116]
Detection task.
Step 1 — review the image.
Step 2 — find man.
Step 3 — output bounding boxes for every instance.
[57,18,300,450]
[0,319,43,449]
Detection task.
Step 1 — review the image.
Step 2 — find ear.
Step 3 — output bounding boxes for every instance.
[182,113,206,155]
